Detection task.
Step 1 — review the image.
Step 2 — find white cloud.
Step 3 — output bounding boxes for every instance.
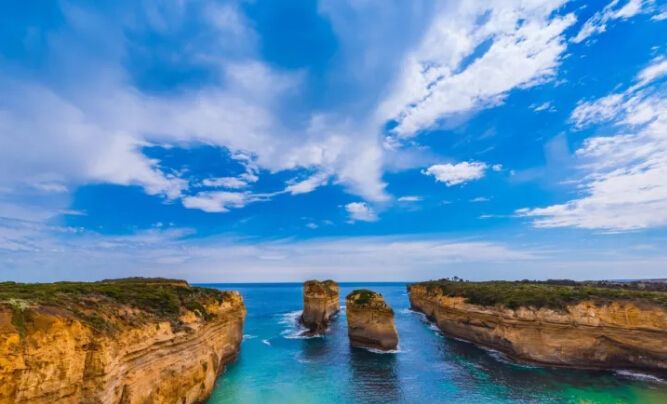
[491,164,503,172]
[201,177,249,189]
[345,202,378,222]
[470,197,490,203]
[182,191,254,213]
[572,0,653,44]
[379,1,575,137]
[518,57,667,231]
[398,195,423,202]
[31,182,68,193]
[0,1,390,216]
[3,218,666,282]
[635,57,667,88]
[285,172,330,195]
[570,93,626,128]
[423,161,488,186]
[532,102,555,112]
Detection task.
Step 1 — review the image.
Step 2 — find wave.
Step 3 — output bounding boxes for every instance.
[243,334,257,340]
[361,346,403,354]
[616,370,665,383]
[278,310,323,339]
[261,339,272,346]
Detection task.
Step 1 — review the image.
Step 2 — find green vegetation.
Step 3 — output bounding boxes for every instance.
[347,289,379,306]
[0,278,231,334]
[304,279,339,296]
[411,279,667,310]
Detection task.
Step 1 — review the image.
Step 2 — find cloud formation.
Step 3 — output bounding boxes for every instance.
[380,1,575,137]
[345,202,378,222]
[423,162,488,186]
[571,0,653,44]
[518,57,667,231]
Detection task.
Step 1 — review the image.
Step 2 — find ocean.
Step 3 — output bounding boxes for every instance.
[199,283,667,403]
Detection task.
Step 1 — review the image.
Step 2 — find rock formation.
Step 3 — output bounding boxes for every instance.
[409,281,667,374]
[300,280,340,334]
[346,290,398,351]
[0,278,246,403]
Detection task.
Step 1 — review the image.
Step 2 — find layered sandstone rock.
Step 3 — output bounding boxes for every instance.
[408,282,667,374]
[0,278,246,404]
[300,280,340,334]
[346,290,398,351]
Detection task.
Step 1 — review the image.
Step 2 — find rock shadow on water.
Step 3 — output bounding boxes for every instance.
[299,336,335,363]
[441,334,663,402]
[347,346,402,403]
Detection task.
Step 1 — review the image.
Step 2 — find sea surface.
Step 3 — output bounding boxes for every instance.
[199,283,667,404]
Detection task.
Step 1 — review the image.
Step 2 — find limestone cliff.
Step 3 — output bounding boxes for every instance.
[408,281,667,374]
[0,278,246,403]
[346,290,398,351]
[300,280,340,334]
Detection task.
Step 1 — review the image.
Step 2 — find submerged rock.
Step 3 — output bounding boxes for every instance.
[346,289,398,351]
[300,280,340,334]
[0,278,246,404]
[408,280,667,374]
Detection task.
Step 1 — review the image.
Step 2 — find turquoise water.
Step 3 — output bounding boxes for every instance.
[203,283,667,404]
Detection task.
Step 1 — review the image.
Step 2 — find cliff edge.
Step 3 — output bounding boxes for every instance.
[408,280,667,374]
[0,278,246,403]
[300,280,340,334]
[346,290,398,351]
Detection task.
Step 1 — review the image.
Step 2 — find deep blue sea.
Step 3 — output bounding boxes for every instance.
[199,283,667,403]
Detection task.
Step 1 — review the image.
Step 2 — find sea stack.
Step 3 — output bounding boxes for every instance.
[300,280,340,334]
[0,278,246,404]
[346,289,398,351]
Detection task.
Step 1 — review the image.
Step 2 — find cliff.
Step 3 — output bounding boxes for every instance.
[346,290,398,351]
[408,281,667,374]
[300,280,340,334]
[0,278,246,403]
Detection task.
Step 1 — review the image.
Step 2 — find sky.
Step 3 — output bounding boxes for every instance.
[1,0,666,282]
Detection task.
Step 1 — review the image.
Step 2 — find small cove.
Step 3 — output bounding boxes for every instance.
[203,283,667,404]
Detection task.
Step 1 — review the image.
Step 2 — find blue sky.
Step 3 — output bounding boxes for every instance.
[1,0,666,282]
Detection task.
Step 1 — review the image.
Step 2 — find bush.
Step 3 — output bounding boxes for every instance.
[411,279,667,310]
[0,278,228,334]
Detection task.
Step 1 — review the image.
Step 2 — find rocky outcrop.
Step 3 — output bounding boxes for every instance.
[346,290,398,351]
[300,280,340,334]
[0,278,246,403]
[408,283,667,374]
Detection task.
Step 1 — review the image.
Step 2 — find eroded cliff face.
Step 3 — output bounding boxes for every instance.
[346,290,398,351]
[301,280,340,334]
[0,280,246,404]
[408,284,667,373]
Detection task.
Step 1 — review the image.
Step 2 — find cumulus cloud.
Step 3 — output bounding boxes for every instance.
[423,162,488,186]
[572,0,653,44]
[379,1,575,137]
[345,202,378,222]
[518,57,667,231]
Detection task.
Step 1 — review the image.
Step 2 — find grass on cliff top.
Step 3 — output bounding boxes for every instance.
[304,279,339,296]
[304,279,338,287]
[411,280,667,310]
[347,289,380,306]
[0,278,230,333]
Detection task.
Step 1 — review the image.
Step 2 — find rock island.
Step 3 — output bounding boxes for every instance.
[346,289,398,351]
